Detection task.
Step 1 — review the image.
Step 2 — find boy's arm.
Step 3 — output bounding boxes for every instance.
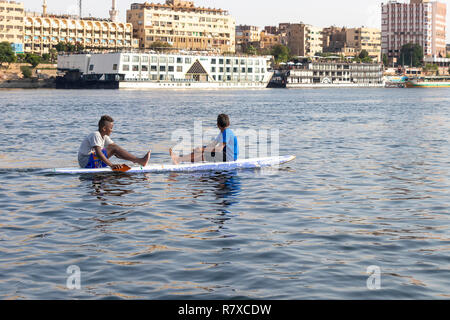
[204,141,225,153]
[94,146,122,170]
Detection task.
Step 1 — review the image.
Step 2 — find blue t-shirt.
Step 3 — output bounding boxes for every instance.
[214,128,239,162]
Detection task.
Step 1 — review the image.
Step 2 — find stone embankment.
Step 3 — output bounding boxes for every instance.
[0,63,57,89]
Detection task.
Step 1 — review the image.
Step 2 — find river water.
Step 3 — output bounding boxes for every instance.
[0,88,449,299]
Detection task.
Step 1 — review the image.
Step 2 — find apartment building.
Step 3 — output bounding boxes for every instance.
[236,25,260,46]
[127,0,236,53]
[346,27,381,62]
[284,23,323,57]
[24,13,137,55]
[381,0,447,62]
[259,31,282,50]
[0,0,24,53]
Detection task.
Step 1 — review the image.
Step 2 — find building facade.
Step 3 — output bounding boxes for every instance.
[284,23,323,57]
[0,0,24,53]
[127,0,236,53]
[24,13,137,55]
[259,31,282,50]
[236,25,260,46]
[381,0,447,62]
[346,27,381,62]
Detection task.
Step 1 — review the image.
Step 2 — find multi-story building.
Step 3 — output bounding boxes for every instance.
[0,0,24,53]
[284,23,323,57]
[381,0,447,63]
[446,43,450,56]
[346,27,381,62]
[127,0,236,53]
[259,31,281,50]
[236,25,260,46]
[24,13,138,55]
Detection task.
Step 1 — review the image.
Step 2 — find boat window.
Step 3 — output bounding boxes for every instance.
[89,64,94,71]
[112,64,118,71]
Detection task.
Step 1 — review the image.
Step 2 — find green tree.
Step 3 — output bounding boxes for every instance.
[49,49,58,63]
[244,44,257,56]
[25,53,42,68]
[270,44,290,64]
[359,50,369,59]
[42,53,51,63]
[16,53,26,63]
[382,53,388,67]
[0,41,16,67]
[20,65,32,78]
[399,43,423,67]
[149,41,172,51]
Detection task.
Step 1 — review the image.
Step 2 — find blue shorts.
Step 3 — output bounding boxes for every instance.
[85,149,108,169]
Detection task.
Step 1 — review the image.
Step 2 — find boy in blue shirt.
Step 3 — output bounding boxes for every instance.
[170,114,239,164]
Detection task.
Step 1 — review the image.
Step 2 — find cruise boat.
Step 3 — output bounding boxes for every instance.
[405,76,450,88]
[56,51,273,89]
[269,62,385,88]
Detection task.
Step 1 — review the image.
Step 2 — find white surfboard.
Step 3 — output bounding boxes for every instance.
[44,155,296,175]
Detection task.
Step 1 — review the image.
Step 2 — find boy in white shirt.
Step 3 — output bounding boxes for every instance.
[78,115,151,169]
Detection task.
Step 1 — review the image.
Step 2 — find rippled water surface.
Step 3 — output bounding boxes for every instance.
[1,88,450,299]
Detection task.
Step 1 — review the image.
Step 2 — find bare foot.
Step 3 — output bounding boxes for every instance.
[137,151,151,167]
[169,148,180,165]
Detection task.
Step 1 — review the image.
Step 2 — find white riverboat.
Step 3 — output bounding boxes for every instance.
[57,51,273,89]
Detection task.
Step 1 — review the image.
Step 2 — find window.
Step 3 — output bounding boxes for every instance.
[132,65,139,71]
[185,58,191,64]
[122,65,130,71]
[132,56,140,63]
[211,58,216,64]
[142,65,148,72]
[169,57,175,63]
[151,56,158,63]
[151,65,157,71]
[168,66,174,72]
[212,67,216,72]
[219,59,224,64]
[177,66,183,72]
[160,66,166,72]
[226,59,231,65]
[160,57,167,63]
[123,55,130,62]
[112,64,118,71]
[89,65,94,71]
[177,57,183,63]
[142,56,149,62]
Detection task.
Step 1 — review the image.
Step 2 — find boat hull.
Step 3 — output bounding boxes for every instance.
[406,81,450,88]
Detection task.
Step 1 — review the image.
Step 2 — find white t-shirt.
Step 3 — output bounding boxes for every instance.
[78,131,114,168]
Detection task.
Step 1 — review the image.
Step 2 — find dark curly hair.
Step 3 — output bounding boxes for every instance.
[98,115,114,131]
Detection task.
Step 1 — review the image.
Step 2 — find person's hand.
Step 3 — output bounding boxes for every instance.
[111,164,124,170]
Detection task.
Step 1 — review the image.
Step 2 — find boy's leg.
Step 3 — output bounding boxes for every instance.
[170,147,205,164]
[106,144,151,166]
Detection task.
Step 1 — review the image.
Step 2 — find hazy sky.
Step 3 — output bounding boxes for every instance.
[23,0,450,41]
